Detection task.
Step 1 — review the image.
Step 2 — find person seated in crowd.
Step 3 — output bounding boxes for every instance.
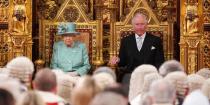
[6,56,34,89]
[130,73,162,105]
[159,60,184,77]
[182,90,209,105]
[32,68,68,105]
[93,66,117,81]
[187,74,205,93]
[149,79,176,105]
[164,71,188,105]
[129,64,158,102]
[0,77,25,101]
[93,67,117,90]
[51,22,90,76]
[196,68,210,79]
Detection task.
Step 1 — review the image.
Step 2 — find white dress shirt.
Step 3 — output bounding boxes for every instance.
[135,32,146,51]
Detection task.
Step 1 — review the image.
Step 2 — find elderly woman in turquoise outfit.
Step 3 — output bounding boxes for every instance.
[51,22,90,76]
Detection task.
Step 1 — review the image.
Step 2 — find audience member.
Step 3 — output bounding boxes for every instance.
[33,68,67,105]
[93,72,116,90]
[164,71,188,105]
[6,56,34,88]
[131,73,162,105]
[182,90,209,105]
[196,68,210,79]
[129,64,158,102]
[0,77,24,101]
[187,74,205,93]
[159,60,184,77]
[104,83,129,99]
[55,71,77,103]
[149,79,176,105]
[94,66,116,81]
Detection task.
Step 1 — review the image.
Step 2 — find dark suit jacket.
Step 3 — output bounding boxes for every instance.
[118,32,165,73]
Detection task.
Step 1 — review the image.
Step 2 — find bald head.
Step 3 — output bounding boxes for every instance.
[33,68,57,91]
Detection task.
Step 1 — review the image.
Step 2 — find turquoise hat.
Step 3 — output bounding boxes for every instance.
[57,22,80,35]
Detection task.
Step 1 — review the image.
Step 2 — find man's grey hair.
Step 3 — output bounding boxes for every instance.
[159,60,184,77]
[131,12,148,24]
[149,79,176,104]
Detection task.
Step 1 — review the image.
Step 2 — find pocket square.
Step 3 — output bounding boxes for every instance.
[151,46,156,50]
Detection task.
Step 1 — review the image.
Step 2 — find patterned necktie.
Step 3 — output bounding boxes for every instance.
[137,37,143,51]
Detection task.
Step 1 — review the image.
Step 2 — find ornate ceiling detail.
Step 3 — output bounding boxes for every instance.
[147,0,177,22]
[37,0,60,20]
[77,0,93,20]
[63,6,80,22]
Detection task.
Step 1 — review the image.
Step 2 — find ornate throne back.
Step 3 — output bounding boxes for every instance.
[39,22,99,66]
[54,29,92,62]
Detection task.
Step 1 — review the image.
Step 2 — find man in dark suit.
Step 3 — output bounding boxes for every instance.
[109,12,165,84]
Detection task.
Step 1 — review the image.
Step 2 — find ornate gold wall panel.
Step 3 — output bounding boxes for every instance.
[0,0,32,66]
[202,0,210,68]
[202,31,210,68]
[203,0,210,23]
[180,0,208,74]
[39,0,103,67]
[0,30,10,66]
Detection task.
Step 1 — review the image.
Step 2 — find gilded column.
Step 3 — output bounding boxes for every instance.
[165,0,176,59]
[92,0,104,67]
[180,0,203,74]
[108,0,118,68]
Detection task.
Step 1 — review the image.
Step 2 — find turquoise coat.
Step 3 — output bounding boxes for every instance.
[50,41,90,75]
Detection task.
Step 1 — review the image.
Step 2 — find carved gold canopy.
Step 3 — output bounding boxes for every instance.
[0,0,209,73]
